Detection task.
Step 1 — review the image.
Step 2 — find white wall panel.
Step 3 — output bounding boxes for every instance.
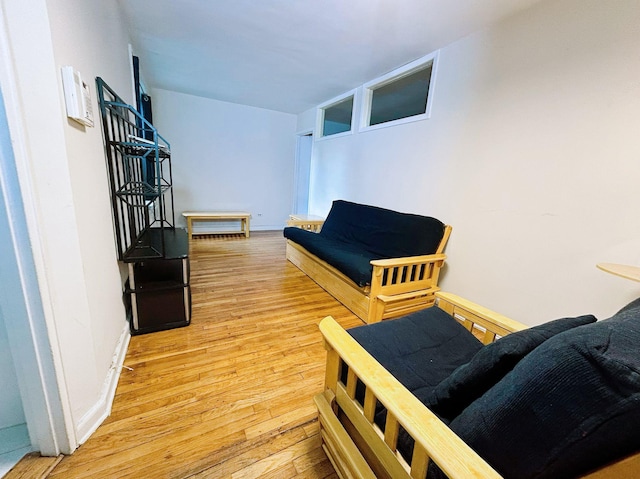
[152,89,297,231]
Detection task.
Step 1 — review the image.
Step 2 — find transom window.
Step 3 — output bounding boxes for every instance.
[318,92,355,138]
[361,52,438,130]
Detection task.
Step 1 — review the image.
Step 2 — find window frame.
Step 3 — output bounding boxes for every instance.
[359,51,439,132]
[316,89,358,140]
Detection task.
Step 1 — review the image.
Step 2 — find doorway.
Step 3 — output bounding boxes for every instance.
[292,132,313,215]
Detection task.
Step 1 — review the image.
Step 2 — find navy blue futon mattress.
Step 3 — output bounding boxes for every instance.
[343,306,482,464]
[347,306,482,401]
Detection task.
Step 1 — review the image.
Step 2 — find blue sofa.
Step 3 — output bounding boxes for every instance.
[284,200,451,323]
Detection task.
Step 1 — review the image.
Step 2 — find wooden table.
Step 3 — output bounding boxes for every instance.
[182,211,250,238]
[597,263,640,282]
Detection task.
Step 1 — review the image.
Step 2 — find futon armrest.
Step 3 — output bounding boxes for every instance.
[368,253,447,322]
[370,253,447,293]
[370,253,446,269]
[286,219,324,232]
[435,292,526,342]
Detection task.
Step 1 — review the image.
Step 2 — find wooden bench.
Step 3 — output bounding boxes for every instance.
[182,211,250,238]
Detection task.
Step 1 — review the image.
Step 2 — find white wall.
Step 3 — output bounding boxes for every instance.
[152,89,298,230]
[2,0,133,450]
[45,0,132,394]
[301,0,640,324]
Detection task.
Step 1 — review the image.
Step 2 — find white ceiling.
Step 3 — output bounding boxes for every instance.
[118,0,545,114]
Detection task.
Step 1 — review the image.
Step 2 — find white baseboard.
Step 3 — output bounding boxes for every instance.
[190,223,283,234]
[75,323,130,445]
[251,226,284,231]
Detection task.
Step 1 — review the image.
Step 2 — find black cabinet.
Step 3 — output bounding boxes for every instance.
[124,228,191,335]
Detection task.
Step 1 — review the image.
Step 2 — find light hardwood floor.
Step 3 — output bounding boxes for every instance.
[30,231,362,478]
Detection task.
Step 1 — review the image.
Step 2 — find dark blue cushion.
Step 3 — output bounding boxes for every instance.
[348,307,482,462]
[348,306,483,393]
[284,226,377,286]
[432,306,640,479]
[425,314,597,422]
[320,200,445,258]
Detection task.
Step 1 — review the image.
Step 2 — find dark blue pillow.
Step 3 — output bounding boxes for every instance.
[615,296,640,315]
[425,314,596,422]
[436,307,640,479]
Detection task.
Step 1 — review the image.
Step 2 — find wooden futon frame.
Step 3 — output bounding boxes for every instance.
[315,291,640,479]
[286,219,452,324]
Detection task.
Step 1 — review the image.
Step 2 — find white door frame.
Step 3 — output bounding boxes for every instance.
[0,4,75,456]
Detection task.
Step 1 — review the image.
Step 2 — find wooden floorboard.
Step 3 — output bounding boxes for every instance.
[3,452,63,479]
[44,231,360,478]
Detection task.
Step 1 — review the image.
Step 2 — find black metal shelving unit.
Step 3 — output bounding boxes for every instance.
[97,77,190,334]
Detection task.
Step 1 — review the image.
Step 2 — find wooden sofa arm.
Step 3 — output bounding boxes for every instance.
[286,219,324,232]
[435,292,526,343]
[319,314,505,479]
[368,253,447,322]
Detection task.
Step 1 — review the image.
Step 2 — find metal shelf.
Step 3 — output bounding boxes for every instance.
[112,140,171,159]
[115,180,171,204]
[97,77,176,261]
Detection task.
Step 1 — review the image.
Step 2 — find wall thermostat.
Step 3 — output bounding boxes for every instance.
[61,66,94,127]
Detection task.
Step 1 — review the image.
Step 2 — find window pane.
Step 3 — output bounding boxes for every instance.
[323,96,353,136]
[369,63,433,126]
